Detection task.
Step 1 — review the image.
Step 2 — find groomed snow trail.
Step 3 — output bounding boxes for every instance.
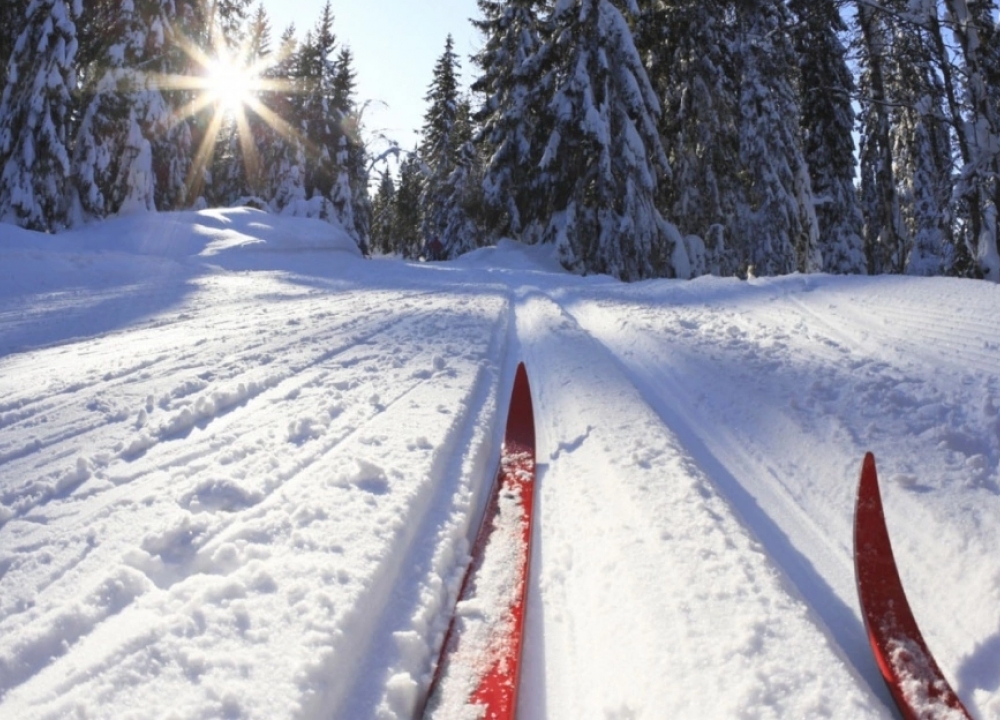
[549,274,1000,719]
[513,289,881,719]
[2,224,999,719]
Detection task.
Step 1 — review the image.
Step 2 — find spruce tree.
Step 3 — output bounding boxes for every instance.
[435,100,485,259]
[855,0,909,274]
[471,0,551,242]
[943,0,1000,281]
[370,170,396,255]
[638,0,739,276]
[789,0,866,275]
[329,46,371,252]
[420,35,473,253]
[0,0,29,103]
[261,24,307,213]
[393,150,424,258]
[531,0,686,280]
[884,0,954,276]
[733,0,820,276]
[0,0,81,231]
[298,3,339,203]
[206,3,275,206]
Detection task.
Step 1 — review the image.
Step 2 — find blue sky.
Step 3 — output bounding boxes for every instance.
[264,1,482,168]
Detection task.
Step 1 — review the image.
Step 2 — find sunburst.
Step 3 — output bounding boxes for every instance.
[145,26,306,202]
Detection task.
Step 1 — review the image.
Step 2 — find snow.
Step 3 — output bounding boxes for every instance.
[2,211,1000,719]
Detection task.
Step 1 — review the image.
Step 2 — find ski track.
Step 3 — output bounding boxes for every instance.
[2,249,1000,720]
[514,289,884,719]
[0,267,513,718]
[552,275,1000,719]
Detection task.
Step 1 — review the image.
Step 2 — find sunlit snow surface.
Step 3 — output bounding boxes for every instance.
[1,211,999,719]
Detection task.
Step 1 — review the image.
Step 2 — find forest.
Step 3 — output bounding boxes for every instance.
[1,0,999,282]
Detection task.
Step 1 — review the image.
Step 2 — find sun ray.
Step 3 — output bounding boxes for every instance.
[185,106,228,202]
[233,107,262,194]
[116,20,310,204]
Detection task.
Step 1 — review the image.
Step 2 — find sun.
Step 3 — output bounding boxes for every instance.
[204,54,255,116]
[143,28,304,202]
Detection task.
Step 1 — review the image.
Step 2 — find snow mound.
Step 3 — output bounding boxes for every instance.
[453,238,567,274]
[67,208,362,259]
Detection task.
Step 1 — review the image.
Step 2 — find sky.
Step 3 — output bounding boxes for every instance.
[263,1,483,172]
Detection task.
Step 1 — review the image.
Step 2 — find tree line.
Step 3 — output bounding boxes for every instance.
[2,0,1000,282]
[0,0,369,251]
[372,0,1000,282]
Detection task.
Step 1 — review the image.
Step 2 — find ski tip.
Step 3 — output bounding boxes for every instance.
[861,452,877,484]
[506,362,535,455]
[855,452,880,525]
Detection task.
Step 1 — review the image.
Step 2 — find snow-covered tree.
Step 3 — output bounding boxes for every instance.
[530,0,687,280]
[882,0,955,276]
[265,5,369,249]
[0,0,82,231]
[370,170,395,255]
[294,2,341,204]
[855,0,909,275]
[789,0,866,275]
[392,150,424,258]
[72,0,183,218]
[259,24,307,212]
[943,0,1000,281]
[210,0,253,46]
[733,0,820,276]
[0,0,29,103]
[638,0,738,276]
[420,34,478,253]
[471,0,551,242]
[434,101,485,259]
[328,46,371,252]
[205,3,277,206]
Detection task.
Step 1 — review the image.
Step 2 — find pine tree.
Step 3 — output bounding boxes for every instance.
[241,4,275,198]
[789,0,866,275]
[471,0,551,242]
[733,0,821,276]
[298,3,339,203]
[142,0,201,211]
[210,0,253,46]
[392,150,424,258]
[370,170,396,255]
[943,0,1000,281]
[420,35,471,252]
[73,0,191,217]
[884,0,954,276]
[638,0,739,276]
[246,3,272,60]
[0,0,81,230]
[328,46,371,252]
[531,0,686,280]
[0,0,29,103]
[436,100,485,259]
[855,0,909,274]
[261,24,307,213]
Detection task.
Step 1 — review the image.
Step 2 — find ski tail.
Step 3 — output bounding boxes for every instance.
[854,452,971,720]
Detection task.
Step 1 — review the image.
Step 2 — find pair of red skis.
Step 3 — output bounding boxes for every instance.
[420,363,972,719]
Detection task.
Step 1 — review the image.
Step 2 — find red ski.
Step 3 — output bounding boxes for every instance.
[854,452,971,720]
[421,362,536,719]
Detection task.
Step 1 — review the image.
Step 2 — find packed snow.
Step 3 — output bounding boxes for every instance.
[1,210,999,719]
